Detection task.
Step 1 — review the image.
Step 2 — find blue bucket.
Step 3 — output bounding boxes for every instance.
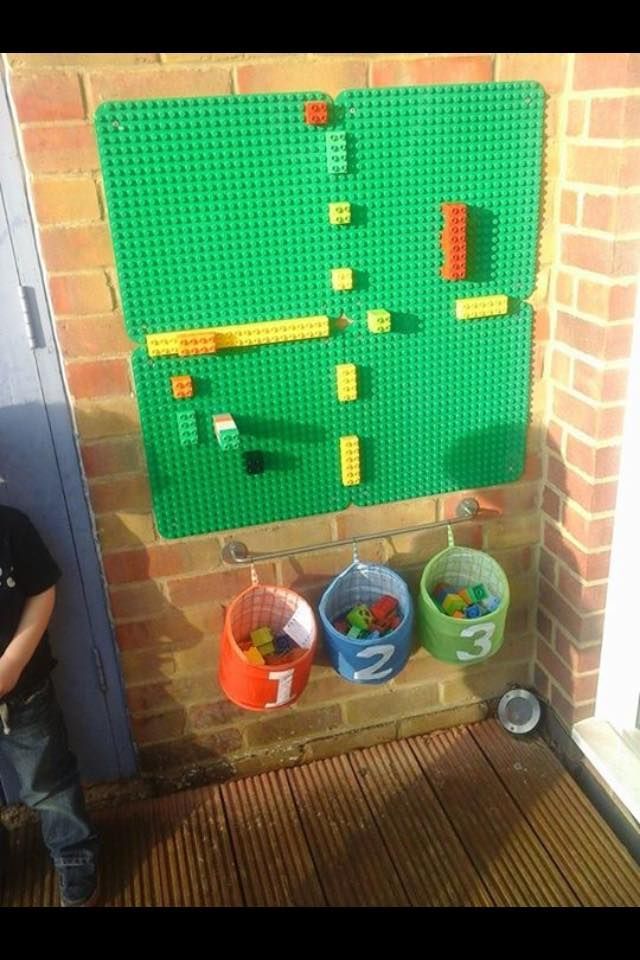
[318,562,414,684]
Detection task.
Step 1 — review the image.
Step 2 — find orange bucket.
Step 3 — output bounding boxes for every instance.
[218,583,318,711]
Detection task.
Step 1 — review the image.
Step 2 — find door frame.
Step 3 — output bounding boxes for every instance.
[0,59,137,782]
[573,288,640,824]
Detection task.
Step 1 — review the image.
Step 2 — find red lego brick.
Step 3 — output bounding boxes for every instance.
[304,100,329,126]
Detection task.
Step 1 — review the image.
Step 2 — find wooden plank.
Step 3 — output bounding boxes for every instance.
[221,769,325,907]
[471,720,640,907]
[287,753,410,906]
[409,725,580,907]
[348,739,493,906]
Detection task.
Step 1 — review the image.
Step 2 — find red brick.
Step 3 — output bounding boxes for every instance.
[548,456,617,514]
[561,504,615,550]
[11,72,85,122]
[49,273,114,315]
[372,56,493,88]
[89,67,231,106]
[595,443,622,477]
[555,630,602,674]
[538,637,574,693]
[166,566,274,607]
[103,541,215,585]
[553,386,596,435]
[534,307,550,342]
[546,419,564,455]
[565,435,621,479]
[589,96,640,141]
[560,190,578,226]
[567,145,620,186]
[537,608,553,643]
[573,54,640,90]
[81,438,143,479]
[550,349,571,382]
[556,270,575,306]
[90,474,151,514]
[22,125,98,174]
[540,547,557,586]
[577,279,638,321]
[109,581,169,621]
[557,566,608,613]
[497,53,566,92]
[613,239,640,275]
[551,684,596,725]
[56,314,133,358]
[539,578,582,639]
[534,664,551,699]
[566,99,586,136]
[599,405,626,439]
[32,177,100,224]
[562,233,615,274]
[589,97,625,138]
[237,58,368,97]
[539,577,605,645]
[619,148,640,188]
[40,225,113,271]
[116,603,223,652]
[573,359,629,403]
[544,522,611,580]
[542,485,561,521]
[65,357,131,398]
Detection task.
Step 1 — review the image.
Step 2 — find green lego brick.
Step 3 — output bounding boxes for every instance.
[176,409,198,446]
[96,83,543,537]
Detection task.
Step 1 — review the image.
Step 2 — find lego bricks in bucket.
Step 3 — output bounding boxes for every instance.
[418,528,510,665]
[318,562,414,684]
[219,583,317,711]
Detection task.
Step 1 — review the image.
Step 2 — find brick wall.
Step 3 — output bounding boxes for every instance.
[535,53,640,727]
[6,53,557,782]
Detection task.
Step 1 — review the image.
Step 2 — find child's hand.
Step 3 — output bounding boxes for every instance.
[0,655,23,699]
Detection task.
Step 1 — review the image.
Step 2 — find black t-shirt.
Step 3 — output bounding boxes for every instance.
[0,506,61,703]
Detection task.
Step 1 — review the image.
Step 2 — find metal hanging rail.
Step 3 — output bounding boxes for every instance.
[222,496,495,565]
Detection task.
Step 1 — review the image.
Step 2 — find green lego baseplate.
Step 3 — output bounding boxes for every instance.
[95,82,544,538]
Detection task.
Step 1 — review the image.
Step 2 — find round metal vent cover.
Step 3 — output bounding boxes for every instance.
[497,688,542,736]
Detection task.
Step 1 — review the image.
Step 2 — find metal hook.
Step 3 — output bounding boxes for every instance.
[250,562,259,586]
[352,540,360,564]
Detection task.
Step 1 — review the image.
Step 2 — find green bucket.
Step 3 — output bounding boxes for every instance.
[418,528,510,664]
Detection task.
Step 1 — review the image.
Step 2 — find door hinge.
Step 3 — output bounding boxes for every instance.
[18,284,38,350]
[92,646,108,694]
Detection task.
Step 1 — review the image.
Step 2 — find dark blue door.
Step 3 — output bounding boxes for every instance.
[0,77,136,799]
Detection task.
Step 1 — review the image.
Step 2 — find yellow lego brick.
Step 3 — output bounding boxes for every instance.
[367,309,391,333]
[147,333,181,357]
[331,268,354,291]
[455,294,508,320]
[336,363,358,402]
[340,435,360,487]
[245,646,265,666]
[329,202,351,225]
[145,316,330,357]
[214,316,330,349]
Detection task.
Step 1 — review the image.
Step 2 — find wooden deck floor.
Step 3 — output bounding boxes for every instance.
[2,719,639,907]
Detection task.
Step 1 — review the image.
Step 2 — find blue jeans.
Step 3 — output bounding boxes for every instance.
[0,678,98,895]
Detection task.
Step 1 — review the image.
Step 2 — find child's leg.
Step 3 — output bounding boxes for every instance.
[0,679,99,905]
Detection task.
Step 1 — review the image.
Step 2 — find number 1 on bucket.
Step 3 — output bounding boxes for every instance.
[265,668,295,708]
